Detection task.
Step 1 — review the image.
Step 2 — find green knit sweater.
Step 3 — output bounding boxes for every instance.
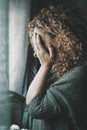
[28,66,87,130]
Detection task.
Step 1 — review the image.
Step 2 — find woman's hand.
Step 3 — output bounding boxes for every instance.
[33,33,55,67]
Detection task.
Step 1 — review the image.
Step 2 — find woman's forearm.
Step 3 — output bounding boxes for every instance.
[26,65,50,105]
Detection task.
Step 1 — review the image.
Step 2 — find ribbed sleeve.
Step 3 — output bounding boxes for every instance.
[28,84,69,119]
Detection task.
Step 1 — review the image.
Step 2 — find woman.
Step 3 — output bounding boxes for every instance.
[26,5,87,130]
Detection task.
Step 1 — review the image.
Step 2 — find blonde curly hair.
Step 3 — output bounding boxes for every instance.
[28,5,87,85]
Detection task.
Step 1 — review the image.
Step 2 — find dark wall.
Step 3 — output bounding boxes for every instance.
[30,0,87,22]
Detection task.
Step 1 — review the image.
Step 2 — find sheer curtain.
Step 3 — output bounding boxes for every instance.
[0,0,31,127]
[0,0,9,94]
[0,0,10,127]
[9,0,30,97]
[0,0,31,97]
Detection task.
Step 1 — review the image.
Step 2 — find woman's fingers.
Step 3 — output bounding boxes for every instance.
[33,32,56,66]
[33,33,39,51]
[37,34,46,52]
[33,33,55,65]
[33,33,45,52]
[48,45,55,61]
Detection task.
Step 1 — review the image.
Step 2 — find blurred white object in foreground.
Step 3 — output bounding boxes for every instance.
[21,129,28,130]
[10,124,20,130]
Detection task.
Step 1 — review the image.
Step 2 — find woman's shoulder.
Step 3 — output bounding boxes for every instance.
[48,65,87,102]
[50,65,87,87]
[63,65,87,80]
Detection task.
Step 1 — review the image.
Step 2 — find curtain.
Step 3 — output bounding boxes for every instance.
[0,0,10,127]
[0,0,31,127]
[9,0,30,97]
[0,0,9,94]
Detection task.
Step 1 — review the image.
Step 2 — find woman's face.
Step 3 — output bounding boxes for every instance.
[32,27,56,53]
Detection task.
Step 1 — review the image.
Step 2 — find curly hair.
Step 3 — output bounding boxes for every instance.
[28,5,87,84]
